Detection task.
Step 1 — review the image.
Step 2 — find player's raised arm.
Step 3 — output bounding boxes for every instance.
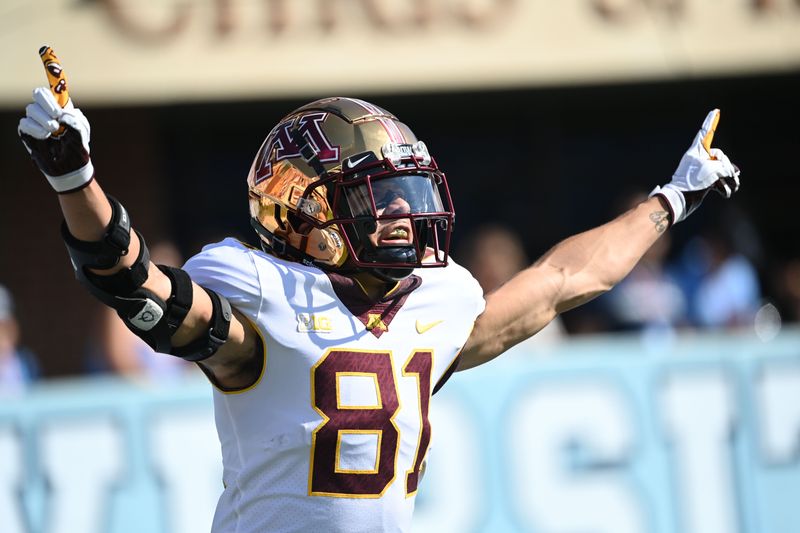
[459,110,741,370]
[17,65,260,388]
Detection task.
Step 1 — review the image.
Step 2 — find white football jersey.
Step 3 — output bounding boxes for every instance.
[184,238,485,533]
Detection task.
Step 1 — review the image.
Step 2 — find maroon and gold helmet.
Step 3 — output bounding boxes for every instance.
[247,97,454,280]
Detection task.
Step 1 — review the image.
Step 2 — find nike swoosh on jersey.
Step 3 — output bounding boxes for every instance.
[416,319,444,334]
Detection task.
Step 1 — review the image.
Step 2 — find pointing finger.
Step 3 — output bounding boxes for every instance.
[700,109,720,159]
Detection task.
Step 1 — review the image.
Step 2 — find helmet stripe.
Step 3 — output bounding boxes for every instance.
[349,97,386,116]
[348,98,407,144]
[378,118,407,144]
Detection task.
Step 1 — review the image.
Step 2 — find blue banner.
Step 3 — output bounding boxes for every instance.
[2,330,799,533]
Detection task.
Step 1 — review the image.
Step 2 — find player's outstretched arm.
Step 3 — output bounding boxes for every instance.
[18,88,261,388]
[459,110,740,370]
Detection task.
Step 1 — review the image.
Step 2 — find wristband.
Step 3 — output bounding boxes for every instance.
[649,184,684,225]
[45,160,94,194]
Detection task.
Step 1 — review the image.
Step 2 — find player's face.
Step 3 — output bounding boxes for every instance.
[343,173,446,249]
[371,180,413,246]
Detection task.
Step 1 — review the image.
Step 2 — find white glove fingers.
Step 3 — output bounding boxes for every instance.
[32,87,63,119]
[60,110,91,152]
[710,148,734,169]
[18,116,51,140]
[714,161,735,181]
[710,179,727,199]
[725,177,735,197]
[64,107,89,132]
[709,148,727,161]
[698,160,733,181]
[717,176,739,198]
[709,148,739,178]
[26,102,60,133]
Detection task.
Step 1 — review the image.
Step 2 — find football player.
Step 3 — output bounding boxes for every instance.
[18,89,739,532]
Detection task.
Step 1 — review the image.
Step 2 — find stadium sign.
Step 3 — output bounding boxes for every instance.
[1,0,798,106]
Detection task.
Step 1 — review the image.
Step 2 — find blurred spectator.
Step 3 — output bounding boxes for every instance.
[90,241,197,380]
[601,193,687,334]
[674,207,763,329]
[775,258,800,323]
[0,284,40,396]
[460,224,565,351]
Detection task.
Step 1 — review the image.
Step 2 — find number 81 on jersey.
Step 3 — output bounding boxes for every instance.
[309,348,433,498]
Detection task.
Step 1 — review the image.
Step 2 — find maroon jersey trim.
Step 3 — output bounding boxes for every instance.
[326,273,422,338]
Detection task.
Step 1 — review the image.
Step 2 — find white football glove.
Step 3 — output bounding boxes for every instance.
[649,109,740,224]
[18,87,94,193]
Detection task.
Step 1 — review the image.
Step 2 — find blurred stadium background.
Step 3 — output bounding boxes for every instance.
[0,1,799,532]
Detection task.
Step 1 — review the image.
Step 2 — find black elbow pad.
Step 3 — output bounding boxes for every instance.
[60,194,231,359]
[170,288,232,362]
